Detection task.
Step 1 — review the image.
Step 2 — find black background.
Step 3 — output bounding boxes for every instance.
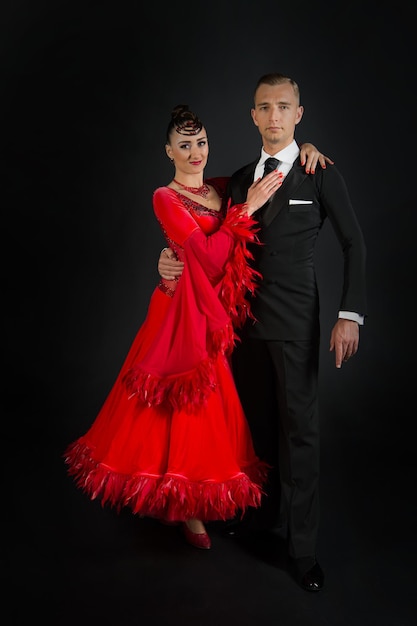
[4,1,416,624]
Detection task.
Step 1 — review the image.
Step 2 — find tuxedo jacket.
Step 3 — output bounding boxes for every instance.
[227,157,367,341]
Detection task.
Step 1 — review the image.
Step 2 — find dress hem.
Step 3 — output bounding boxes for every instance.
[64,441,269,522]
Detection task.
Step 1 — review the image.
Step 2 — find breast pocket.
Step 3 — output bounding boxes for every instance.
[288,199,314,213]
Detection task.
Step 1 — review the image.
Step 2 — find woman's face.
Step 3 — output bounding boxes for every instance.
[166,127,209,176]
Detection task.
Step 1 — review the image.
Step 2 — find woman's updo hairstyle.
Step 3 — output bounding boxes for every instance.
[166,104,203,143]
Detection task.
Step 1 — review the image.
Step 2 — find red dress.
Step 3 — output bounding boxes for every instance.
[64,177,267,522]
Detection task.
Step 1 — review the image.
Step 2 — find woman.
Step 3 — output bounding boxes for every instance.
[64,105,324,550]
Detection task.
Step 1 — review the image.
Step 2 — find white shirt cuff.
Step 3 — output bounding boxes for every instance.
[338,311,364,326]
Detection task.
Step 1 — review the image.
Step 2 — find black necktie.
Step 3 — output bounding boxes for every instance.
[262,157,279,178]
[258,157,280,215]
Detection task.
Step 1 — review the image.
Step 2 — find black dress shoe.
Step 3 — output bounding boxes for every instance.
[297,561,324,592]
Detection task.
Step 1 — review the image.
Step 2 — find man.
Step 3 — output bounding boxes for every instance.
[158,73,367,592]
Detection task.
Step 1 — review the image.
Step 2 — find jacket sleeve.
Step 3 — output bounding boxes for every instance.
[317,166,367,316]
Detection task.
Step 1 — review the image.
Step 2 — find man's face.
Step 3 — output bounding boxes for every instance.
[251,82,304,151]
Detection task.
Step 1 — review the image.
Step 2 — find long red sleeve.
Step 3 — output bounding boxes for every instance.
[123,187,261,412]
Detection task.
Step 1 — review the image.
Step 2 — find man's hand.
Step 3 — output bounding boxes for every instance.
[330,319,360,369]
[299,143,334,174]
[158,247,184,280]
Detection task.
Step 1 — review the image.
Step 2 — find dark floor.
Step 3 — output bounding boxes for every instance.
[7,431,416,626]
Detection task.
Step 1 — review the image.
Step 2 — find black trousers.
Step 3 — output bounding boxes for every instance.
[232,336,320,559]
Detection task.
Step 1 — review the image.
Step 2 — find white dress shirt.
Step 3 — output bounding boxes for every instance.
[254,141,299,180]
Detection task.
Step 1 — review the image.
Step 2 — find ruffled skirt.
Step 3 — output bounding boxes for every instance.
[64,288,267,522]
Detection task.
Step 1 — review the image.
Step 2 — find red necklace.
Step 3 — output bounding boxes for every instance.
[173,179,210,199]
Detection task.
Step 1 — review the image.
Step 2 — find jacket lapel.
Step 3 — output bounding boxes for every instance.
[239,163,257,203]
[261,162,307,227]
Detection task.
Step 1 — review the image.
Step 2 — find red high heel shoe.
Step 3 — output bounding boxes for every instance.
[182,523,211,550]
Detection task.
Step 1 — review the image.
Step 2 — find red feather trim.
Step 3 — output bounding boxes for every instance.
[64,441,269,522]
[219,204,262,329]
[124,355,217,412]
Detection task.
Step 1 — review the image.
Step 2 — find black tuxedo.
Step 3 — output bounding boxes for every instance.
[227,156,367,559]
